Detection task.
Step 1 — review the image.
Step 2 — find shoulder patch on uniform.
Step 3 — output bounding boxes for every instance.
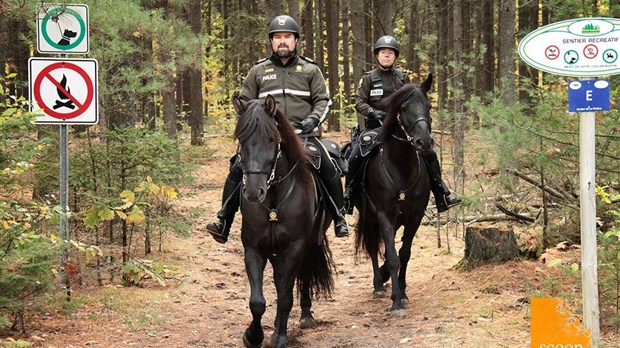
[254,57,269,65]
[299,56,317,65]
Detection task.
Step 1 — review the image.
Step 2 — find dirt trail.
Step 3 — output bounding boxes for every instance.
[14,133,618,348]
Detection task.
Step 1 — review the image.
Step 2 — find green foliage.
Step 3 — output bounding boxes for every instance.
[80,0,203,126]
[468,76,620,245]
[1,75,59,332]
[1,338,32,348]
[0,216,59,332]
[121,259,167,287]
[598,188,620,331]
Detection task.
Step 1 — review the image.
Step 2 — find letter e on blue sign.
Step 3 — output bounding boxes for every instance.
[568,80,610,112]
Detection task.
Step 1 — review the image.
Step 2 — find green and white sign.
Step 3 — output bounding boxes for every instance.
[518,17,620,77]
[36,4,89,54]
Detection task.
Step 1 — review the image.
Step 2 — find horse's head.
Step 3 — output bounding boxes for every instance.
[233,95,281,204]
[379,74,434,154]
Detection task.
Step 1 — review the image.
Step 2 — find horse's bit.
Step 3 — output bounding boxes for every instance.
[395,113,430,146]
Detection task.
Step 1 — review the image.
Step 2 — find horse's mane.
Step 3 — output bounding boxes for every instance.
[376,83,428,142]
[234,100,312,184]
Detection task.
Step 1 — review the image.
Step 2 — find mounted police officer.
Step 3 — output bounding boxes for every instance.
[206,15,349,244]
[345,35,461,213]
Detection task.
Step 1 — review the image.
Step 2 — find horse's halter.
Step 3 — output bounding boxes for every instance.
[396,113,430,146]
[241,140,282,191]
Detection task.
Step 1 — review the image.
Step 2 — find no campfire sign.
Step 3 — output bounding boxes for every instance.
[29,57,99,125]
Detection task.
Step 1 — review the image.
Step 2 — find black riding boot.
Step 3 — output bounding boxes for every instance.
[206,174,242,244]
[323,174,350,238]
[343,144,363,215]
[424,153,462,213]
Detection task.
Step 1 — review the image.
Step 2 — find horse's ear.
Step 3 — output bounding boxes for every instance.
[264,94,277,117]
[421,74,433,93]
[233,95,245,115]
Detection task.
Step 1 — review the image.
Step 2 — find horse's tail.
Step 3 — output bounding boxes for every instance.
[297,236,335,299]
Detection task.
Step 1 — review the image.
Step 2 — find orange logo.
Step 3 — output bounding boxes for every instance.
[531,298,591,348]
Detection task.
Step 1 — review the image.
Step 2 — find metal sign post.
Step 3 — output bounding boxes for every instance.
[519,17,620,347]
[31,3,96,302]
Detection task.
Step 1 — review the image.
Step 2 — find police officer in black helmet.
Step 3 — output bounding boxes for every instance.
[206,15,350,244]
[344,35,461,214]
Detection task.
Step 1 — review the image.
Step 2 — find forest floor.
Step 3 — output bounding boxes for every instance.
[3,129,620,348]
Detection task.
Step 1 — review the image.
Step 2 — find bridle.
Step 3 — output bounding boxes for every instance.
[241,141,282,191]
[392,112,430,146]
[380,111,430,203]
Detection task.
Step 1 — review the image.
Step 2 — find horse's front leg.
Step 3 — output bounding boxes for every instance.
[269,251,301,348]
[243,249,267,348]
[377,213,406,315]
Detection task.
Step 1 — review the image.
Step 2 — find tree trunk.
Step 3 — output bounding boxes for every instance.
[456,225,520,270]
[266,0,284,21]
[325,0,340,132]
[350,0,366,127]
[188,0,205,146]
[499,0,516,107]
[518,0,539,107]
[436,1,449,111]
[302,0,315,59]
[477,0,495,105]
[315,0,325,72]
[341,0,352,105]
[452,0,465,181]
[372,0,396,37]
[405,1,420,74]
[288,0,300,18]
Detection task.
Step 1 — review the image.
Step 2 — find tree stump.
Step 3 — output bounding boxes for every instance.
[456,225,520,270]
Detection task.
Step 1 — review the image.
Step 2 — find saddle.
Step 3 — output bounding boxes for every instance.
[304,138,348,177]
[357,128,380,157]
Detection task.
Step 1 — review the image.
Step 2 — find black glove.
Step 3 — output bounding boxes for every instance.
[300,117,319,134]
[370,109,387,121]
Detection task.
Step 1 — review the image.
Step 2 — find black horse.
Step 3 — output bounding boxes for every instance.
[233,95,334,348]
[353,75,434,315]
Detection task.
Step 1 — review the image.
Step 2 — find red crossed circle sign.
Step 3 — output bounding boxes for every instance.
[33,61,94,119]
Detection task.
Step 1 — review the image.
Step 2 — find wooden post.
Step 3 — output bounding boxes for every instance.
[580,109,600,345]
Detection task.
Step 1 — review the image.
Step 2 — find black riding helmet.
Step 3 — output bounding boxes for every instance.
[268,15,300,39]
[373,35,400,57]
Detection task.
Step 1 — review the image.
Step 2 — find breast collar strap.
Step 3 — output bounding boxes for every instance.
[380,148,422,203]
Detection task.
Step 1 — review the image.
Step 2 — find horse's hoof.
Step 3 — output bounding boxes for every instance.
[299,316,317,329]
[373,290,387,298]
[391,308,407,317]
[243,331,263,348]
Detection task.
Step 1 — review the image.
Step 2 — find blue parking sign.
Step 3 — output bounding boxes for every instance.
[568,80,610,112]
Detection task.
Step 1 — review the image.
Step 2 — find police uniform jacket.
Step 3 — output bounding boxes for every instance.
[238,53,331,138]
[355,67,410,129]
